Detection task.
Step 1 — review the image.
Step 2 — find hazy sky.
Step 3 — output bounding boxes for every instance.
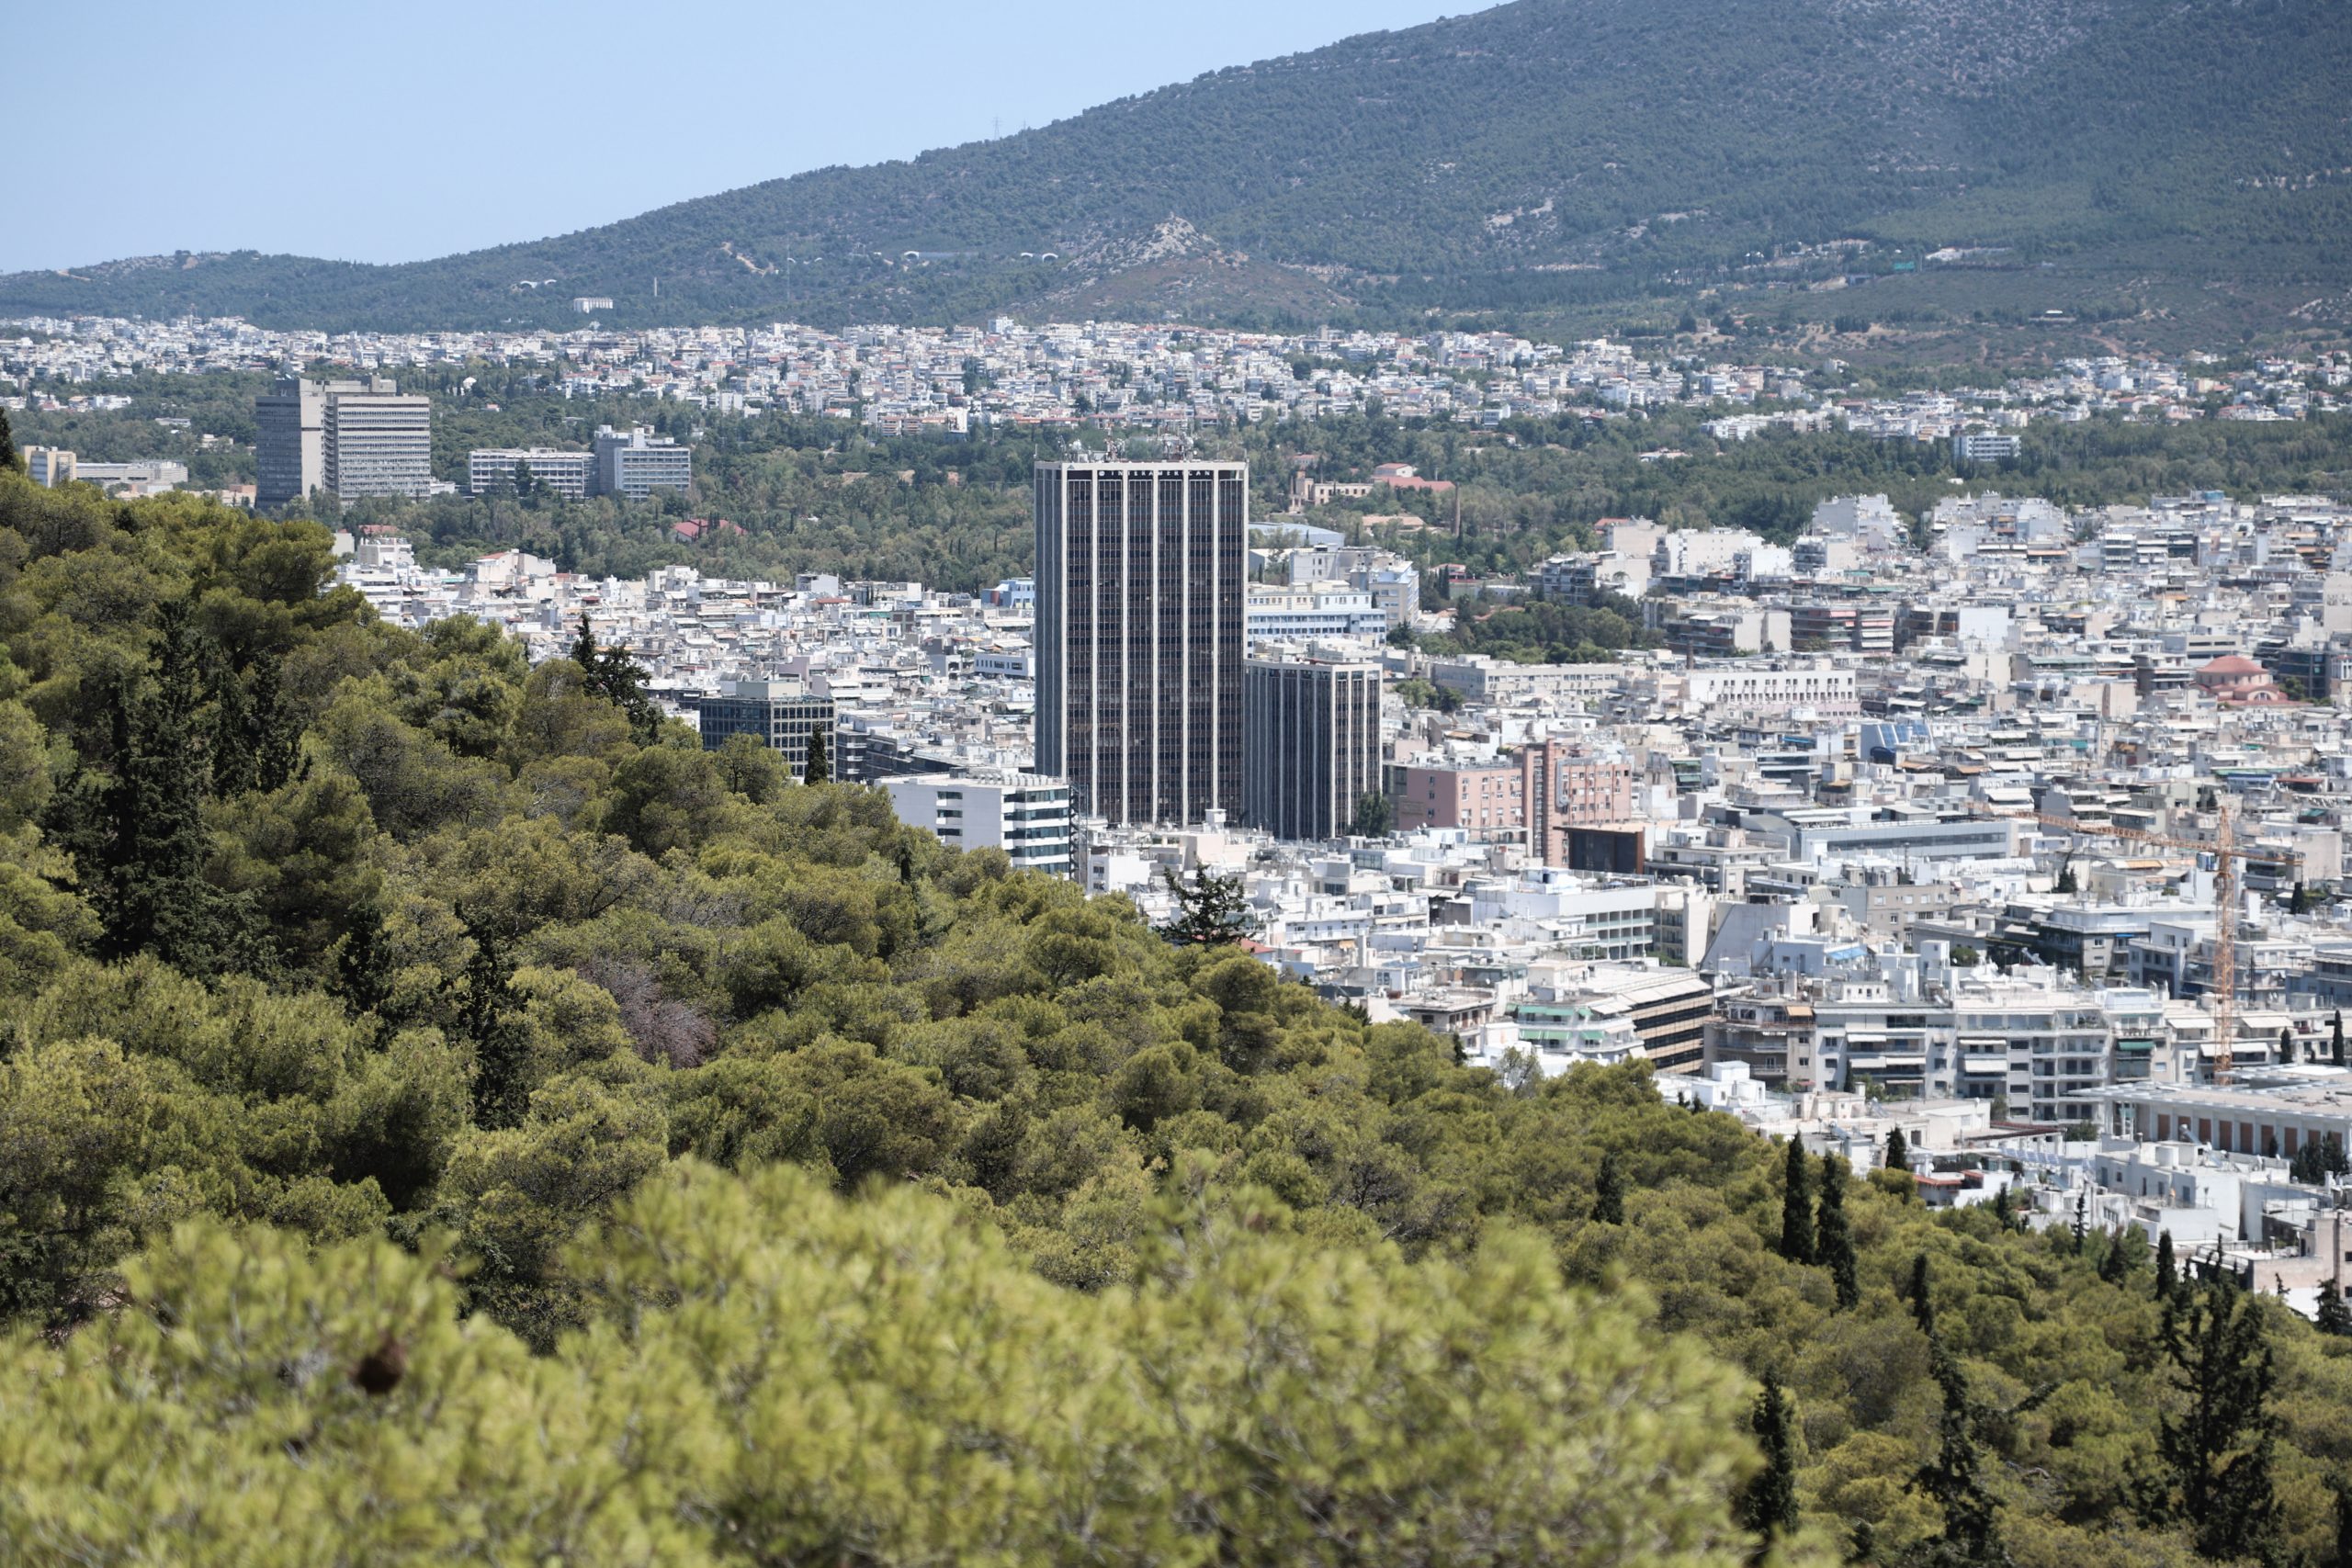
[8,0,1470,273]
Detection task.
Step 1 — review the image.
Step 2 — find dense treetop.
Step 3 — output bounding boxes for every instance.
[0,468,2347,1562]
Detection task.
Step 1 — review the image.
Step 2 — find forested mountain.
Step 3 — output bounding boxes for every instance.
[1,435,2350,1561]
[6,0,2348,332]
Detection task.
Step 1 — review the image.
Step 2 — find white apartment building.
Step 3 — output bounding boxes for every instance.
[1428,655,1623,705]
[1680,664,1860,715]
[323,380,434,501]
[1246,583,1386,644]
[884,771,1073,877]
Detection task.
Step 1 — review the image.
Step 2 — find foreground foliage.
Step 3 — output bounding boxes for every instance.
[0,1165,1769,1565]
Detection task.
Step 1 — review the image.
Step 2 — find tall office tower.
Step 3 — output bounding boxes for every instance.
[1035,459,1248,826]
[1242,646,1385,842]
[257,377,433,509]
[254,376,327,511]
[322,378,434,500]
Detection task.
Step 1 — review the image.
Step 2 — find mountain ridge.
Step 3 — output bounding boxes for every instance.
[6,0,2348,332]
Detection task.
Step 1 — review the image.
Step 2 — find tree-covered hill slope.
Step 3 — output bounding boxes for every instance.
[6,0,2347,331]
[0,446,2347,1562]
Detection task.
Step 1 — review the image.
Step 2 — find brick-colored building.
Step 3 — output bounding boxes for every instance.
[1394,762,1522,838]
[1393,744,1639,857]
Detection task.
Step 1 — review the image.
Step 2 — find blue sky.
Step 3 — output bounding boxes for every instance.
[8,0,1470,273]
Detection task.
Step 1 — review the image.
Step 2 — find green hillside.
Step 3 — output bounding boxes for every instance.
[2,431,2352,1562]
[6,0,2348,332]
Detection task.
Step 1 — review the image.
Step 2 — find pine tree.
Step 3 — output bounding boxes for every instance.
[1817,1153,1859,1310]
[1780,1136,1815,1265]
[2156,1280,2284,1565]
[1737,1376,1800,1551]
[1591,1151,1625,1225]
[803,725,830,784]
[1157,865,1257,946]
[1885,1125,1913,1172]
[2317,1278,2352,1338]
[1351,790,1395,838]
[1909,1252,1936,1336]
[2156,1229,2177,1299]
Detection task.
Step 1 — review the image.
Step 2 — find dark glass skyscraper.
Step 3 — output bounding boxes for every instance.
[1034,460,1247,826]
[1242,649,1384,842]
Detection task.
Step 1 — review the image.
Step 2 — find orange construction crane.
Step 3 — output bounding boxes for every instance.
[2012,806,2239,1079]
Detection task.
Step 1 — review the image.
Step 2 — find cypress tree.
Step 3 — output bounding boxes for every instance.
[1780,1136,1815,1265]
[459,914,534,1132]
[2157,1280,2284,1565]
[0,406,17,472]
[243,649,301,795]
[2336,1010,2346,1067]
[1908,1251,1936,1336]
[1885,1125,1912,1172]
[58,600,244,976]
[804,724,830,784]
[2071,1192,2088,1254]
[2156,1230,2177,1299]
[1991,1184,2014,1231]
[205,653,256,797]
[335,896,395,1019]
[1916,1334,2006,1567]
[2098,1230,2132,1285]
[571,613,662,743]
[2317,1278,2352,1338]
[1817,1153,1859,1310]
[1737,1376,1800,1552]
[1591,1150,1626,1225]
